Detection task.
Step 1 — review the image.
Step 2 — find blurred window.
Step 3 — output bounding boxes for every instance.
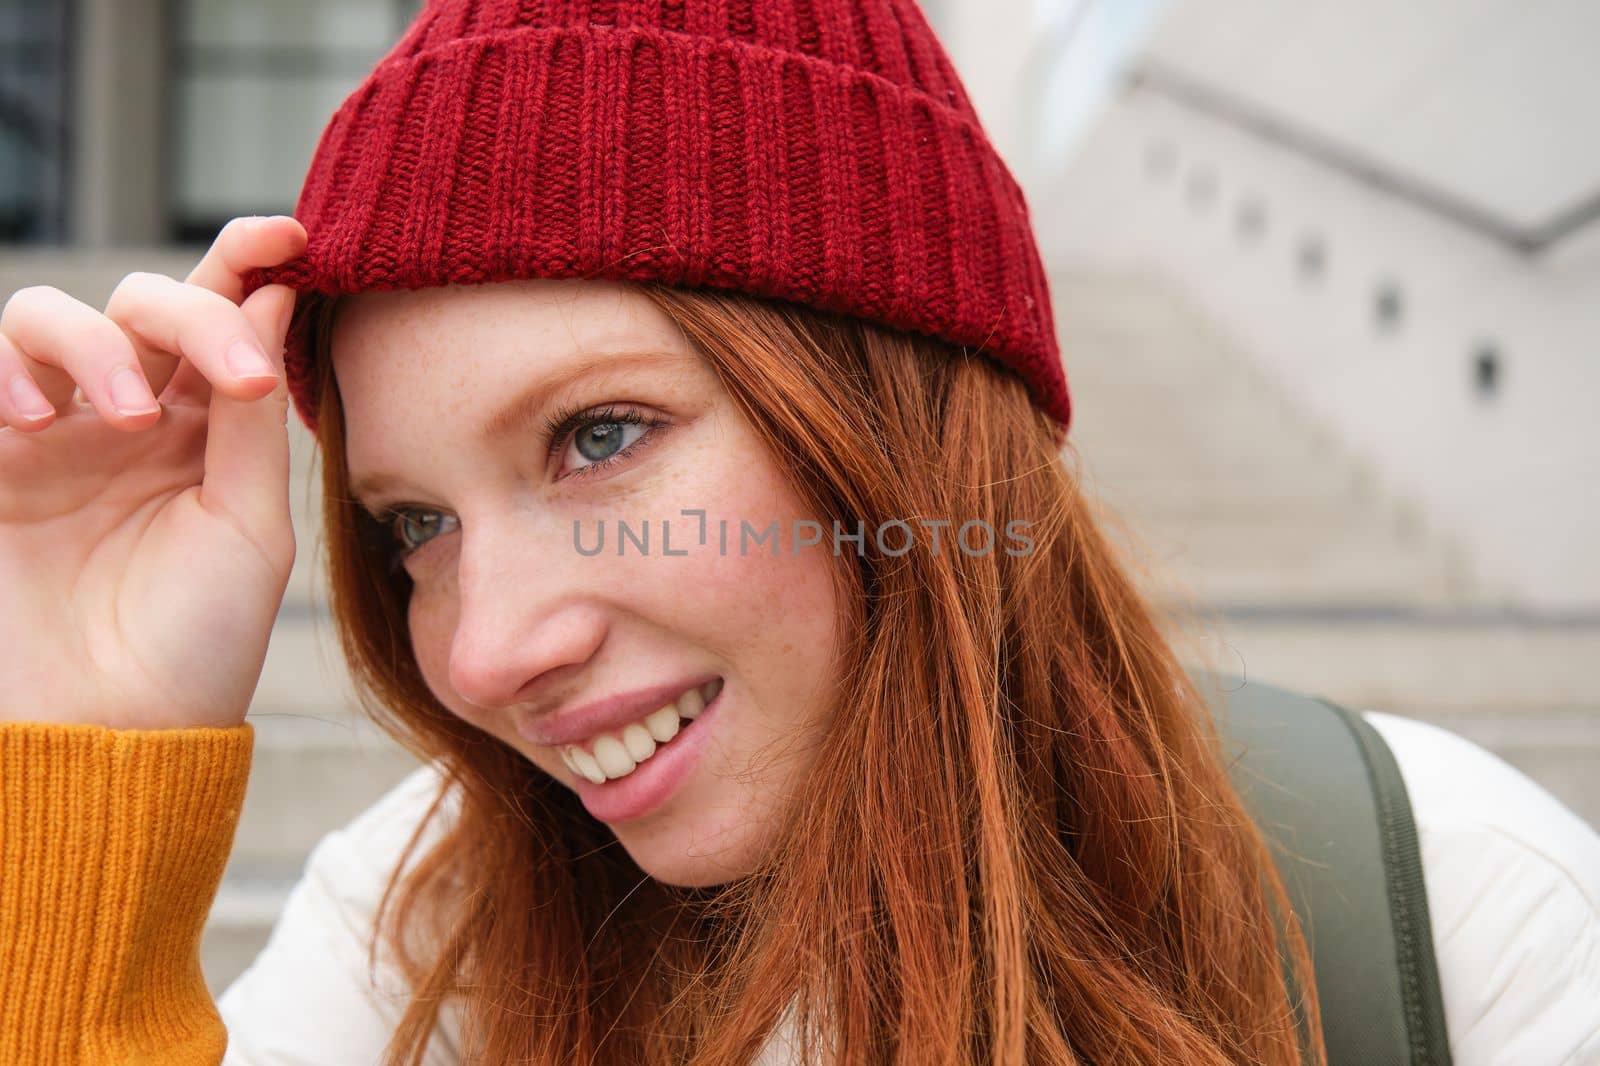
[0,0,73,244]
[169,0,426,242]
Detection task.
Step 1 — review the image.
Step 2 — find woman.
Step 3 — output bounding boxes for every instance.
[1,1,1596,1063]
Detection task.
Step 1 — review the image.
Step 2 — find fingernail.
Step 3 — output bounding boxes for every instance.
[8,375,54,420]
[226,338,275,381]
[108,366,160,415]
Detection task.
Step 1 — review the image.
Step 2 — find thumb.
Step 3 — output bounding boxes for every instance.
[200,284,297,555]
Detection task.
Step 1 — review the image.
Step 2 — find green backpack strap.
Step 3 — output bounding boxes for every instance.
[1192,669,1454,1066]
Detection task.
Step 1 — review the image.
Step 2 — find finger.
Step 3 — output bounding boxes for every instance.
[103,270,281,401]
[201,283,297,547]
[156,350,211,408]
[185,215,307,304]
[0,284,162,427]
[162,215,308,409]
[0,330,62,432]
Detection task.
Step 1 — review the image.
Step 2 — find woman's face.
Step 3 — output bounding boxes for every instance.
[332,278,842,887]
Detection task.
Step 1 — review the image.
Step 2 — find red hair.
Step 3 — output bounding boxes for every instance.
[302,282,1324,1064]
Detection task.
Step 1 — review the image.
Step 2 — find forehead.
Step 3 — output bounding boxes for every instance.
[330,277,686,379]
[330,278,704,480]
[331,277,696,411]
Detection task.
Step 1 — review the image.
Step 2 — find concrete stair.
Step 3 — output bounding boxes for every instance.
[1051,261,1600,837]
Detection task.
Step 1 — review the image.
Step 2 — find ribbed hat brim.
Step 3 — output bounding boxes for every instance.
[243,23,1069,434]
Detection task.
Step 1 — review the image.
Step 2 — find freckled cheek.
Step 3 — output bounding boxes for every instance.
[714,542,831,624]
[407,595,468,718]
[664,528,842,687]
[668,470,844,658]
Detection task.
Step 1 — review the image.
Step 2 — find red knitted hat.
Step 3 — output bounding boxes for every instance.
[240,0,1071,438]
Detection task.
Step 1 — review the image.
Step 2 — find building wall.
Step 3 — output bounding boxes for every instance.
[5,0,1016,248]
[1037,0,1600,607]
[1,0,430,248]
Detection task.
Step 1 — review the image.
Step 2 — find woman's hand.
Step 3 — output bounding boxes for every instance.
[0,216,308,730]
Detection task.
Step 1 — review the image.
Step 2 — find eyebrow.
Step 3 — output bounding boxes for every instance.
[347,348,688,505]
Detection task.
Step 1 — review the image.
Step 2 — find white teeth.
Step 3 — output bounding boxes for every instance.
[621,722,657,762]
[644,705,680,743]
[569,746,606,785]
[561,678,721,783]
[592,735,635,779]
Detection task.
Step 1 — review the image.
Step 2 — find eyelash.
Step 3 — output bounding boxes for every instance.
[369,403,663,573]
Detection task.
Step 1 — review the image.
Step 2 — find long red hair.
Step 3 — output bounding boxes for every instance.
[303,281,1324,1064]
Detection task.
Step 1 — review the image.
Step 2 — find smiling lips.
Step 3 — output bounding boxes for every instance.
[559,677,722,784]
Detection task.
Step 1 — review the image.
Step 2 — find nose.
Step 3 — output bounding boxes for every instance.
[444,515,607,712]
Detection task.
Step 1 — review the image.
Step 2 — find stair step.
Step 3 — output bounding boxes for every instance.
[1077,457,1364,508]
[1135,558,1465,608]
[1170,613,1600,829]
[1106,515,1444,571]
[243,610,424,864]
[232,710,423,865]
[1087,484,1380,527]
[1177,617,1600,715]
[255,612,356,715]
[202,866,303,996]
[284,418,330,611]
[1045,260,1485,611]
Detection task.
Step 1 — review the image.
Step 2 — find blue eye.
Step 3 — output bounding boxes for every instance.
[566,416,646,469]
[378,507,458,572]
[545,403,662,480]
[373,404,664,573]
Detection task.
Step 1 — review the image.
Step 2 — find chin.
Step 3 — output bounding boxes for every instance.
[644,865,736,889]
[616,823,760,888]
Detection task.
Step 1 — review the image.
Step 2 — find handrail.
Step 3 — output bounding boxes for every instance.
[1122,58,1598,257]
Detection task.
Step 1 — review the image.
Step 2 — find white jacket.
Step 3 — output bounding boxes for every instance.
[216,712,1600,1065]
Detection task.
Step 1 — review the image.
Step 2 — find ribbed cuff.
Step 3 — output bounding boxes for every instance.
[243,21,1069,434]
[0,721,255,1065]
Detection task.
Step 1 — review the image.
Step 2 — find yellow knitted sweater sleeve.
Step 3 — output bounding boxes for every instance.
[0,720,255,1065]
